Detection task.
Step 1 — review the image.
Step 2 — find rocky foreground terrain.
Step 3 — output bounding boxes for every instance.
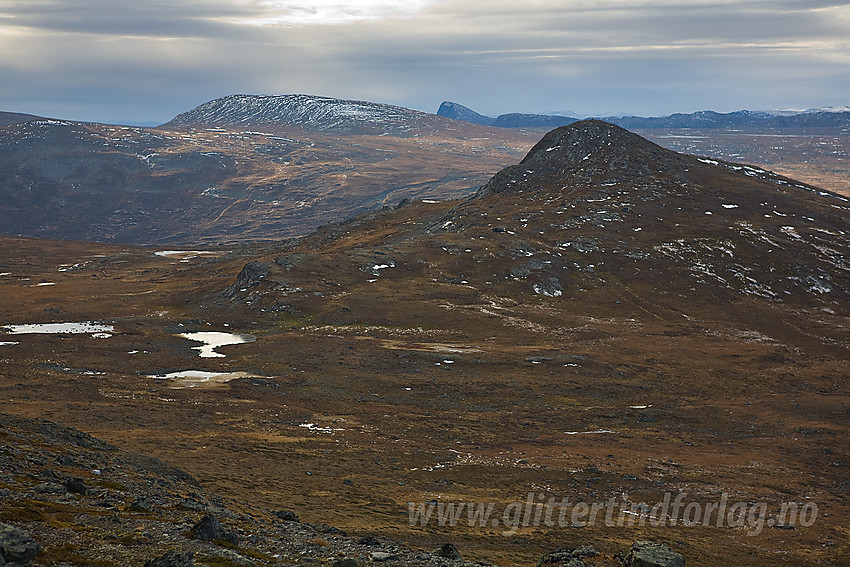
[0,412,683,566]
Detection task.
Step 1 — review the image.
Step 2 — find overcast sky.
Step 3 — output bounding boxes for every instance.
[1,0,849,124]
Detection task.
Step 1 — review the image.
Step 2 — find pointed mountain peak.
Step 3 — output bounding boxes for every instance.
[521,119,655,164]
[479,119,693,196]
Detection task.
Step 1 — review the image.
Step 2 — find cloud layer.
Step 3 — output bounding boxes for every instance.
[1,0,848,123]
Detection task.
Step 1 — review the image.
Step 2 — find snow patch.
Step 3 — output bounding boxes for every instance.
[3,322,114,335]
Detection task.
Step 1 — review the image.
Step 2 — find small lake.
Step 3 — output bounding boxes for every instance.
[148,369,256,388]
[178,331,254,358]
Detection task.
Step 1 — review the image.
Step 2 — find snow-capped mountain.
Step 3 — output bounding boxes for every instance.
[162,94,455,136]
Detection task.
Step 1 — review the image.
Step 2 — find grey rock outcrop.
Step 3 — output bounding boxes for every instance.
[189,514,239,546]
[225,262,269,297]
[537,546,598,567]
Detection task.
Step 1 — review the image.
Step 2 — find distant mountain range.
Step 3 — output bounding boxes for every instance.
[437,101,850,129]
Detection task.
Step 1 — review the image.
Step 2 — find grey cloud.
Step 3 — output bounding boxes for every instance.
[1,0,256,38]
[0,1,848,122]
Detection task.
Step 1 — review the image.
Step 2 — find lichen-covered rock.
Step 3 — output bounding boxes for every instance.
[534,277,563,297]
[0,523,40,567]
[537,546,598,567]
[622,541,684,567]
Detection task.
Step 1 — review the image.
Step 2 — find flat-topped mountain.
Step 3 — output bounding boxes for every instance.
[163,94,456,136]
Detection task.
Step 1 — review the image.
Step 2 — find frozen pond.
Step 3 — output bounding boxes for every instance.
[154,250,215,259]
[178,331,254,358]
[148,369,256,388]
[2,322,114,335]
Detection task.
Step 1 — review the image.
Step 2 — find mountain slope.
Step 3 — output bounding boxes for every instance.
[0,114,536,245]
[492,112,577,129]
[0,411,518,567]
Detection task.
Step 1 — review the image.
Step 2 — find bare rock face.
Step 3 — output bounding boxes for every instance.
[437,101,496,126]
[224,261,269,298]
[0,523,40,567]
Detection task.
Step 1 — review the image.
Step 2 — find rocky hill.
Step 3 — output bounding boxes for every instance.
[238,119,850,317]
